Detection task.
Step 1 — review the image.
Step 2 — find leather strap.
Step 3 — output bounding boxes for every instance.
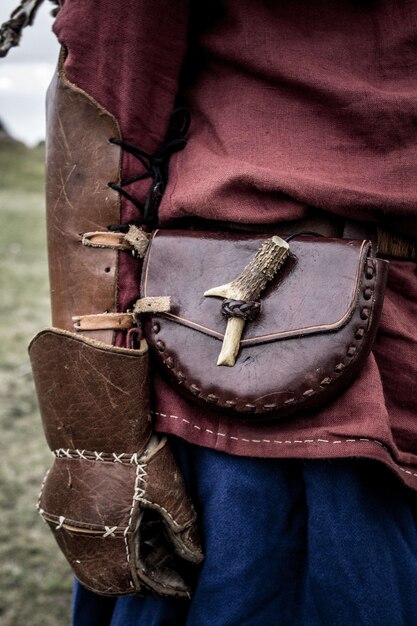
[343,219,417,260]
[377,227,417,261]
[82,225,150,257]
[73,297,172,331]
[82,231,134,251]
[168,214,416,260]
[72,313,134,331]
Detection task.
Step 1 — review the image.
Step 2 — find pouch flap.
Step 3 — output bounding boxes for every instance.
[142,230,370,345]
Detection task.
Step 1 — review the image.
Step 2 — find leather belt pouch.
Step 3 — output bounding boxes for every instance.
[141,229,389,420]
[29,328,202,596]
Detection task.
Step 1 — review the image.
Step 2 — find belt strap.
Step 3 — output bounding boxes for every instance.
[342,219,416,261]
[377,227,417,261]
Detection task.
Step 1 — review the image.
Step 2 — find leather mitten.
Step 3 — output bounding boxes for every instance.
[30,328,203,596]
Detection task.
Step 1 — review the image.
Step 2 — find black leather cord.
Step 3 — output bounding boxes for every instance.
[108,108,191,228]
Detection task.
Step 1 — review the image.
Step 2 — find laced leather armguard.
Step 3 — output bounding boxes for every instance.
[29,57,203,596]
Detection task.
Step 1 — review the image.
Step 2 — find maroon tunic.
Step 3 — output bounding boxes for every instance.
[55,0,417,488]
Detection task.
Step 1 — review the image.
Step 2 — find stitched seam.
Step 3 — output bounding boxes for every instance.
[151,261,376,411]
[40,511,126,535]
[36,467,51,518]
[161,329,361,407]
[38,462,146,535]
[123,465,146,589]
[152,411,417,480]
[54,449,146,465]
[124,463,147,589]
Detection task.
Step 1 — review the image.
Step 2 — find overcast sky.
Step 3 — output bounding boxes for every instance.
[0,0,60,145]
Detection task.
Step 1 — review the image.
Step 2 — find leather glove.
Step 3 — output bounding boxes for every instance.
[30,327,203,597]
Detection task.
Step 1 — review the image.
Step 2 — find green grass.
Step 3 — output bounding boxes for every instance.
[0,146,73,625]
[0,143,45,194]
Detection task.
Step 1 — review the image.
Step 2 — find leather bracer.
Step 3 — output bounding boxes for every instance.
[30,60,203,596]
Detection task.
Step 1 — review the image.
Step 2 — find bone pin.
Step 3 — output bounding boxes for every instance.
[204,235,290,366]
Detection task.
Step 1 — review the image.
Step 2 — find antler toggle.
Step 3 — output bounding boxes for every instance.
[204,235,290,366]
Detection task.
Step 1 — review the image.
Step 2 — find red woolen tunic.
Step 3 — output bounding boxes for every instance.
[55,0,417,488]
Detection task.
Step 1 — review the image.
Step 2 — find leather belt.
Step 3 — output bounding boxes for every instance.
[376,227,417,261]
[80,215,417,263]
[175,214,417,261]
[342,219,417,261]
[279,216,416,260]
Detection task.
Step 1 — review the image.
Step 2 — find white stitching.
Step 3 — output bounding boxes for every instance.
[132,465,147,501]
[53,449,144,465]
[36,467,51,518]
[103,526,118,538]
[40,510,129,534]
[55,448,71,458]
[399,467,417,478]
[124,463,147,581]
[152,411,417,481]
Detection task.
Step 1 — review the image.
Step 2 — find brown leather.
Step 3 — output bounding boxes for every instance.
[29,328,150,452]
[82,231,134,251]
[141,230,389,419]
[46,59,121,344]
[29,328,203,596]
[72,312,134,331]
[81,225,151,256]
[377,227,417,261]
[34,53,205,599]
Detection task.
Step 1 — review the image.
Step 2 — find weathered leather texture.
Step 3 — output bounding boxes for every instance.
[45,66,121,344]
[142,230,388,419]
[29,328,203,596]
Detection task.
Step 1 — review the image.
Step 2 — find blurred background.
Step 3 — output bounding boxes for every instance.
[0,2,73,624]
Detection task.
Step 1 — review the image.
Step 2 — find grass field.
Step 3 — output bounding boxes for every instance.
[0,143,73,625]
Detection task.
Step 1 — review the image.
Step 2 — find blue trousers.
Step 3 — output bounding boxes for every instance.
[73,438,417,625]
